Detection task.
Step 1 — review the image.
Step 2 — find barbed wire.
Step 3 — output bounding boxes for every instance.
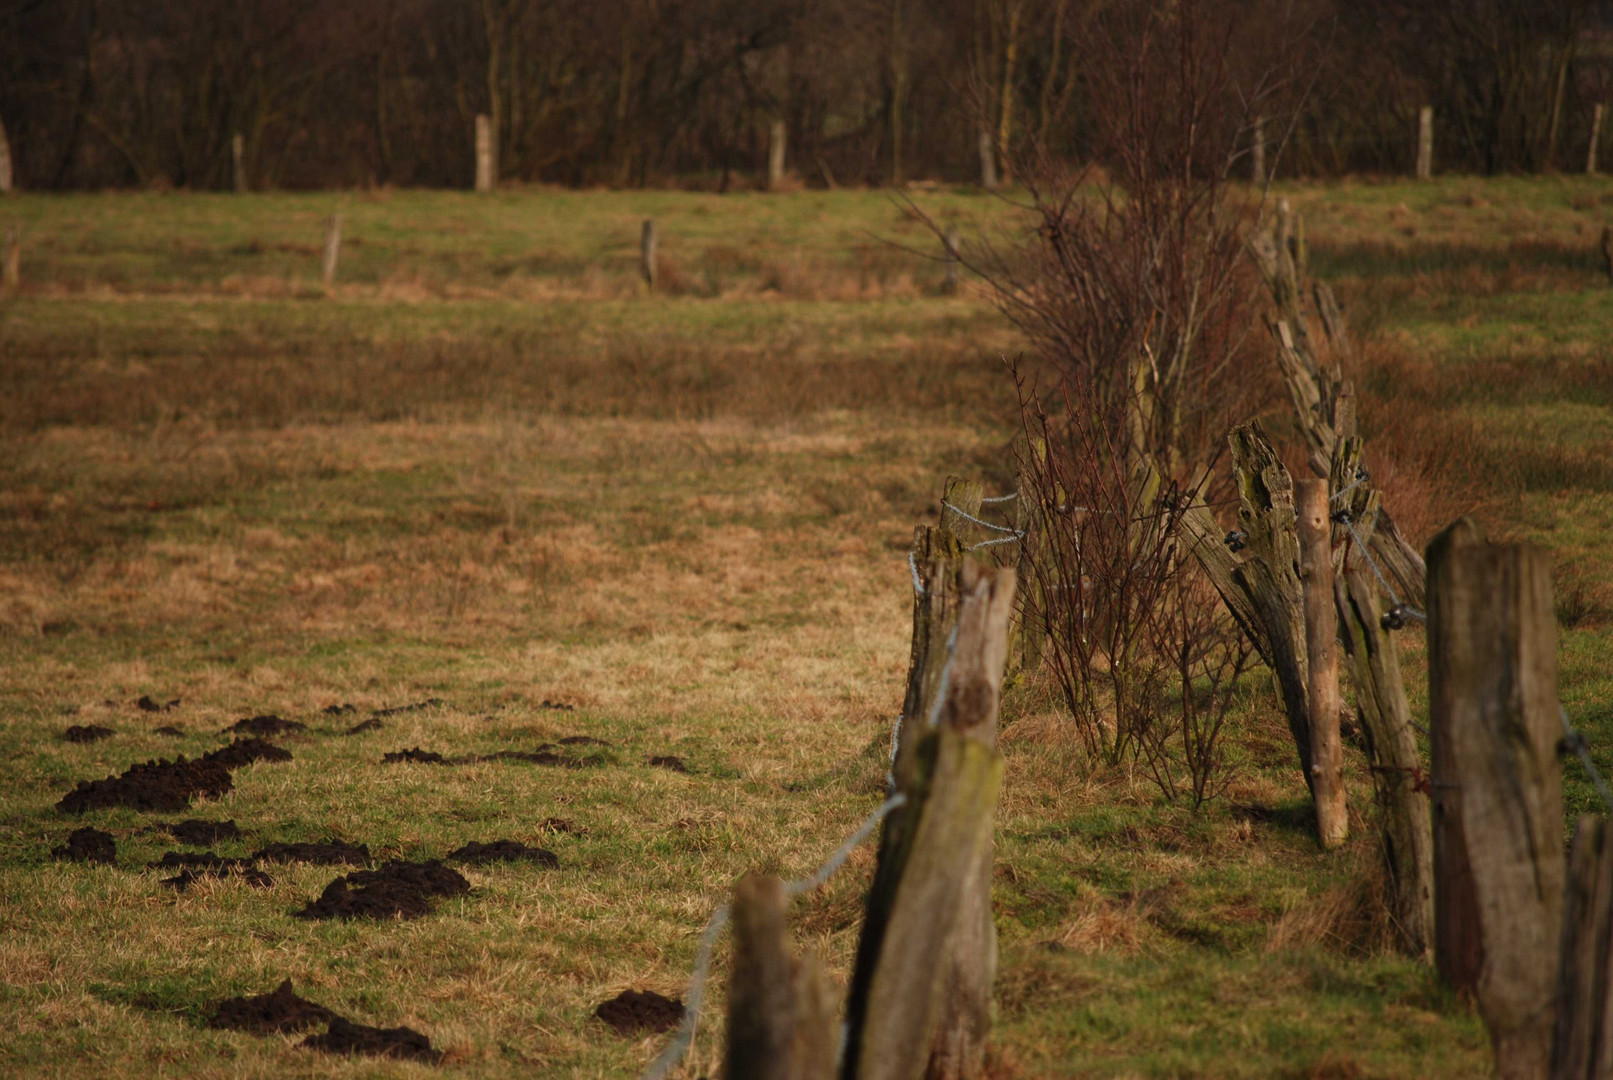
[1560,705,1613,813]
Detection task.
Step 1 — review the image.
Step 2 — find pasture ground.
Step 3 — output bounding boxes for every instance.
[3,178,1612,1078]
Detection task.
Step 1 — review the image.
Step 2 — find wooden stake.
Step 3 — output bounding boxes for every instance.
[1416,106,1434,180]
[321,212,342,288]
[232,132,246,194]
[0,112,13,195]
[768,119,786,191]
[1589,104,1605,177]
[640,218,658,291]
[724,874,836,1080]
[1251,113,1266,186]
[1554,816,1613,1080]
[475,113,495,193]
[1297,479,1347,849]
[2,225,18,292]
[942,228,960,295]
[1428,518,1564,1080]
[977,129,998,190]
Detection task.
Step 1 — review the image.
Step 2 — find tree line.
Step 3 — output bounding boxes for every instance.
[3,0,1610,192]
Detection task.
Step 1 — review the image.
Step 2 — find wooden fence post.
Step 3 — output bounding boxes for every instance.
[723,874,837,1080]
[1251,114,1266,186]
[977,129,998,190]
[1428,517,1564,1080]
[232,132,246,194]
[3,225,19,292]
[768,120,787,191]
[641,219,658,291]
[845,561,1014,1080]
[1416,105,1434,180]
[1297,479,1347,849]
[1589,104,1605,177]
[942,228,960,295]
[0,113,13,194]
[475,113,495,193]
[321,213,342,288]
[1554,816,1613,1080]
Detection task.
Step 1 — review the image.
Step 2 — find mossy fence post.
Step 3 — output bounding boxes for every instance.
[1428,518,1564,1080]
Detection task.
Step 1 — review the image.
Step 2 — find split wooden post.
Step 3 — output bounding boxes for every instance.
[1428,518,1564,1080]
[1297,479,1347,849]
[3,225,19,292]
[640,219,658,291]
[232,132,246,193]
[0,112,13,194]
[1554,816,1613,1080]
[723,874,837,1080]
[1416,105,1434,180]
[977,129,998,190]
[942,228,960,295]
[846,560,1014,1080]
[1251,113,1266,185]
[321,212,342,288]
[768,119,787,191]
[475,113,495,193]
[1589,104,1606,177]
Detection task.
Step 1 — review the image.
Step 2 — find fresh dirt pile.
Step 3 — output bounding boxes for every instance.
[52,827,116,864]
[594,989,683,1035]
[201,738,292,768]
[648,755,690,773]
[166,819,241,845]
[447,840,559,867]
[253,840,371,866]
[137,696,181,712]
[344,718,383,735]
[208,979,335,1034]
[322,703,357,715]
[295,860,469,921]
[223,715,306,737]
[63,725,115,743]
[154,725,186,737]
[538,699,576,711]
[57,756,234,814]
[382,747,445,764]
[302,1016,442,1064]
[372,699,444,717]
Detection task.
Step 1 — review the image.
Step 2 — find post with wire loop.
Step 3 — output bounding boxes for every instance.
[1427,517,1563,1080]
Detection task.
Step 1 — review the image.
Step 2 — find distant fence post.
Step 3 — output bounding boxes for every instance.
[1554,816,1613,1080]
[640,219,658,291]
[977,129,998,190]
[1588,104,1605,177]
[1416,106,1434,180]
[1251,114,1266,186]
[475,113,495,193]
[768,120,787,191]
[3,225,18,292]
[1296,478,1347,849]
[942,228,960,295]
[321,212,342,288]
[1428,517,1564,1080]
[232,132,246,194]
[0,112,13,194]
[723,873,836,1080]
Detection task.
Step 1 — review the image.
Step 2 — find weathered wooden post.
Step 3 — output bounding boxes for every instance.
[475,113,495,193]
[232,132,246,194]
[1297,479,1347,849]
[640,219,658,291]
[1251,114,1266,186]
[1589,104,1605,177]
[3,225,19,292]
[321,213,342,288]
[1428,518,1564,1080]
[1416,105,1434,180]
[0,112,13,194]
[1554,816,1613,1080]
[723,874,837,1080]
[977,129,998,190]
[768,119,787,191]
[942,229,960,295]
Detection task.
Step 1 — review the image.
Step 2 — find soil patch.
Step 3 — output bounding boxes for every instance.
[63,725,116,744]
[201,738,292,768]
[295,859,469,921]
[372,699,444,717]
[163,867,274,891]
[53,827,116,864]
[301,1016,442,1064]
[448,840,559,867]
[167,819,241,846]
[137,696,181,712]
[344,718,384,735]
[322,703,357,715]
[382,747,445,764]
[208,979,335,1034]
[559,735,611,747]
[594,989,683,1035]
[223,715,306,737]
[154,726,186,737]
[539,699,576,711]
[254,840,371,866]
[57,756,234,815]
[648,755,690,773]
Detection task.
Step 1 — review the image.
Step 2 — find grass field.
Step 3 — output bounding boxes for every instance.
[2,176,1612,1079]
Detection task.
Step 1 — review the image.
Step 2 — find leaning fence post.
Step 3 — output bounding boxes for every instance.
[475,113,495,193]
[1554,816,1613,1080]
[232,132,246,194]
[1416,105,1434,180]
[641,218,658,291]
[3,225,19,292]
[1589,104,1605,177]
[1297,479,1347,849]
[723,873,836,1080]
[321,212,342,288]
[1428,517,1564,1080]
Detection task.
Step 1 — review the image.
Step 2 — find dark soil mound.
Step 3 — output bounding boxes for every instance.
[322,703,357,715]
[344,718,383,735]
[208,979,335,1034]
[648,755,690,773]
[63,725,115,744]
[295,860,469,921]
[137,695,180,712]
[254,840,371,866]
[372,699,444,717]
[201,738,292,768]
[167,819,241,845]
[595,989,683,1035]
[52,827,116,864]
[382,747,445,764]
[57,756,234,815]
[559,735,611,747]
[148,850,254,871]
[448,840,559,867]
[154,725,186,737]
[223,715,306,737]
[163,867,273,891]
[539,699,576,711]
[301,1015,442,1064]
